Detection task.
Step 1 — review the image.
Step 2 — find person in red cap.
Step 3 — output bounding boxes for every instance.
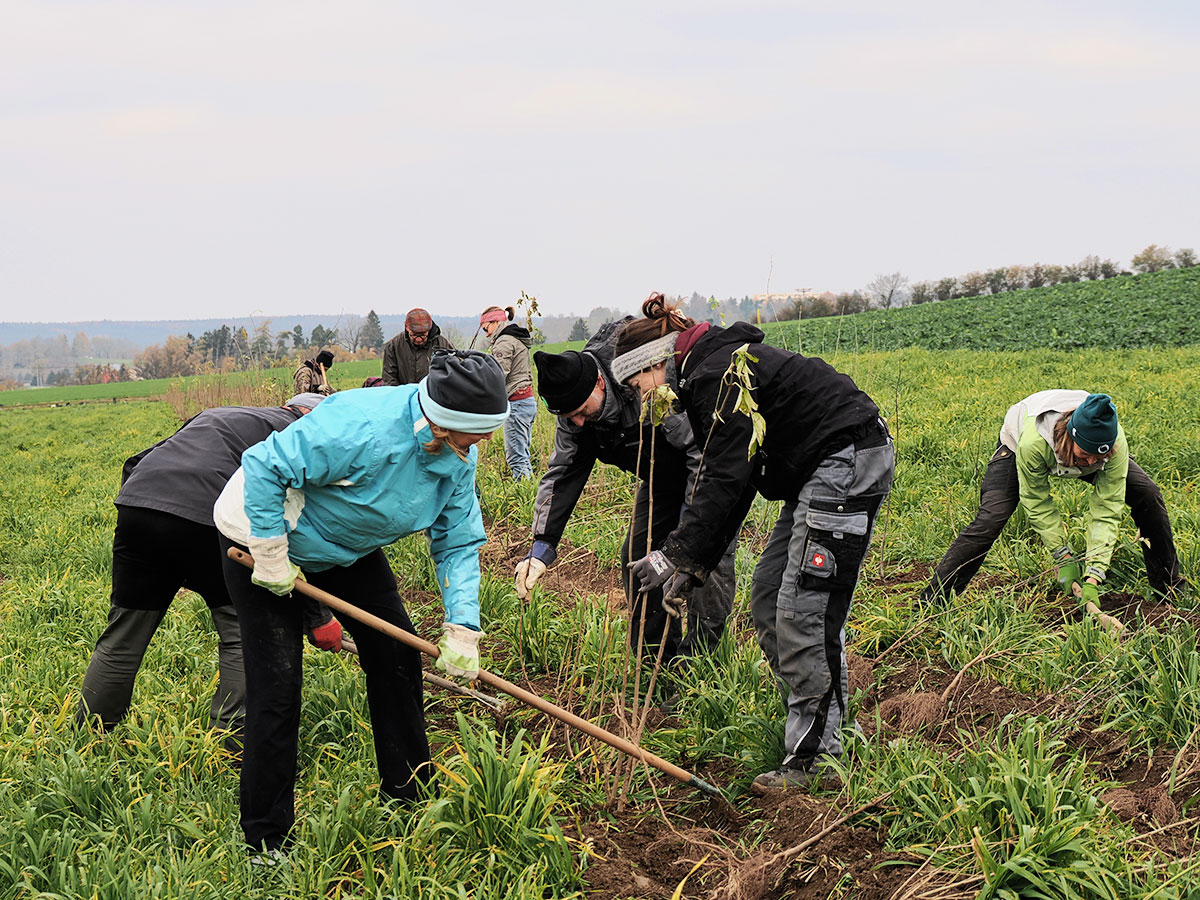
[382,308,455,385]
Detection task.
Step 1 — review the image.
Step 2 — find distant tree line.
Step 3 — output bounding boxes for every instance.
[0,332,142,386]
[132,311,389,380]
[903,244,1196,308]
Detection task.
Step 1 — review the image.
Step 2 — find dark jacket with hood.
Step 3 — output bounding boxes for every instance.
[662,321,881,576]
[381,323,455,386]
[529,317,699,564]
[488,323,534,397]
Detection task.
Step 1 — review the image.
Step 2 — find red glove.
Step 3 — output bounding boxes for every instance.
[308,619,343,652]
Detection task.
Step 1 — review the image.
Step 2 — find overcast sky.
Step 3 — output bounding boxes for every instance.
[2,1,1197,324]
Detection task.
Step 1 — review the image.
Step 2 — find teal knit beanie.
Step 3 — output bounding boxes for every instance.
[1068,393,1118,455]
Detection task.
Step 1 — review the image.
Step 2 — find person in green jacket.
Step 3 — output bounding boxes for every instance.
[920,391,1184,606]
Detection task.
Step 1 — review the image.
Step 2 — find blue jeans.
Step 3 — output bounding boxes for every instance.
[504,397,537,480]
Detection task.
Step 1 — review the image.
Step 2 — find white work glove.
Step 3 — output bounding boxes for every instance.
[514,557,547,599]
[629,550,677,593]
[247,534,302,596]
[436,623,483,681]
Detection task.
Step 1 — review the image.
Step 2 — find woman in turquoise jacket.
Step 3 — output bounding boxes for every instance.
[920,391,1183,607]
[214,350,509,855]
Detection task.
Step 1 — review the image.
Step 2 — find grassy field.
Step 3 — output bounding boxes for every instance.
[761,266,1200,356]
[2,344,1199,898]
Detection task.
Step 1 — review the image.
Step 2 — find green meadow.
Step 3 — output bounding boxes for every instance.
[2,342,1199,898]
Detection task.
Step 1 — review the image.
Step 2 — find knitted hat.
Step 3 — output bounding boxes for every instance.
[1068,393,1119,455]
[534,350,600,414]
[405,308,433,333]
[315,349,335,368]
[480,308,509,325]
[285,392,328,411]
[418,350,509,433]
[609,333,678,383]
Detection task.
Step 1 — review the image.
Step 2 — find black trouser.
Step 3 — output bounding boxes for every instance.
[220,541,430,851]
[621,474,736,664]
[76,506,244,734]
[923,443,1183,602]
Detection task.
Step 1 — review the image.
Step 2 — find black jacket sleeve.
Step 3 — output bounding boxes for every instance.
[662,373,759,576]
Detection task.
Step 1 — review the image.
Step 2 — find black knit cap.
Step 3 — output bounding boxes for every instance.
[534,350,600,414]
[418,350,509,432]
[316,349,334,367]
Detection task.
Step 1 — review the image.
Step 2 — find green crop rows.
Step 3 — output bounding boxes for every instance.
[763,267,1200,355]
[2,344,1200,897]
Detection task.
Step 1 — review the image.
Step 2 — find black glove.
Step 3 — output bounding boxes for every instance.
[629,550,677,593]
[662,571,700,618]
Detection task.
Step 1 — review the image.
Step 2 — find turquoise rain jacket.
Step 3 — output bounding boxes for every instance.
[239,386,485,629]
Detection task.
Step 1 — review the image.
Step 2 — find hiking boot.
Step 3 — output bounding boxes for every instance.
[751,756,842,795]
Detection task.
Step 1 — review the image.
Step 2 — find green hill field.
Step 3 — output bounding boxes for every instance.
[761,267,1200,355]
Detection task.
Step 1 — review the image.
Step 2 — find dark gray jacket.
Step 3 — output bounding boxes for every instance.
[118,406,303,526]
[381,324,455,386]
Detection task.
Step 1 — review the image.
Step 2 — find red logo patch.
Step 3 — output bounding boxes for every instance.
[811,552,826,569]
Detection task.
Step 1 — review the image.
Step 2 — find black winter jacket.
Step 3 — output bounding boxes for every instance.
[530,318,698,561]
[662,322,881,576]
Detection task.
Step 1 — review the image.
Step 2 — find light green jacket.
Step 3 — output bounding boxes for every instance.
[1014,410,1128,581]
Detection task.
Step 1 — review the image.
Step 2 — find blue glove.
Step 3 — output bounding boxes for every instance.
[629,550,677,593]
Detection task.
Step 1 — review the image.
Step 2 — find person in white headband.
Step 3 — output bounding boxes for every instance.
[212,350,508,857]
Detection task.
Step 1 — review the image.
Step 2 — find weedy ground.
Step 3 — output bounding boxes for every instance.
[1,346,1199,899]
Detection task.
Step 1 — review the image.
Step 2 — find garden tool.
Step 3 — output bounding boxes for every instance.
[339,636,506,715]
[227,547,725,800]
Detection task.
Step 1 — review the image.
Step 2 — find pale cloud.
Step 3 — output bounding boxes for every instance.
[1,0,1196,321]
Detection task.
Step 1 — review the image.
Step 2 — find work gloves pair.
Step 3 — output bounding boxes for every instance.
[249,534,482,681]
[628,550,699,618]
[1055,559,1100,608]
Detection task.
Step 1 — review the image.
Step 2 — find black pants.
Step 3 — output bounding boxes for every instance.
[220,541,430,851]
[621,475,736,664]
[924,443,1183,602]
[76,506,243,733]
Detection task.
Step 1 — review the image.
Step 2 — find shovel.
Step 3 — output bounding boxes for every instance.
[227,547,723,799]
[339,636,506,716]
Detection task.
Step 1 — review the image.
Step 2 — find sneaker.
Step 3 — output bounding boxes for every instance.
[751,756,841,795]
[249,847,289,869]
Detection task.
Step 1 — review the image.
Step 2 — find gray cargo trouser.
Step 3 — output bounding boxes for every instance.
[750,434,894,764]
[76,603,245,734]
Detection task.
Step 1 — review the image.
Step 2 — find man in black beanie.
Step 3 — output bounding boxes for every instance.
[517,319,735,671]
[293,348,335,396]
